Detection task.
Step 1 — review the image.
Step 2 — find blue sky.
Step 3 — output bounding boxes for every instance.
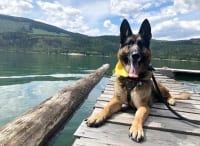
[0,0,200,40]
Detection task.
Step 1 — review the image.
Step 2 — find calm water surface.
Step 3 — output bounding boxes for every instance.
[0,52,199,145]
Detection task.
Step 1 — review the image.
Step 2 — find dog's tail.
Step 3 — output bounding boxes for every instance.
[172,92,191,100]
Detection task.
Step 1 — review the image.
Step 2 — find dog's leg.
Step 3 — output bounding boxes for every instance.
[161,87,176,105]
[160,83,191,102]
[129,105,150,142]
[173,93,191,100]
[86,97,122,127]
[157,82,176,105]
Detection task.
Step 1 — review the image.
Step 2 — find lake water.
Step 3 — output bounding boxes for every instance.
[0,52,199,145]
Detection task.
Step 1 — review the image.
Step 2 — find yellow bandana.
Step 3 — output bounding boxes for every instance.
[113,60,129,77]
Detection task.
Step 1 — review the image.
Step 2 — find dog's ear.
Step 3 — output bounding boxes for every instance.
[139,19,152,46]
[120,19,132,45]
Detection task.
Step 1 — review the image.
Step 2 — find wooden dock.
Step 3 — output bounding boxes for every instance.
[73,73,200,146]
[156,67,200,78]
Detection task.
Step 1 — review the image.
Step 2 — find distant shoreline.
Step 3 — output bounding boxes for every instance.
[153,57,200,62]
[0,50,200,62]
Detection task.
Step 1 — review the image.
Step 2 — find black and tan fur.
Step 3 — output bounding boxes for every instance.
[86,19,190,142]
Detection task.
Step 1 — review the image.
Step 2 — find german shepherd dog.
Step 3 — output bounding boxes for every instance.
[86,19,190,142]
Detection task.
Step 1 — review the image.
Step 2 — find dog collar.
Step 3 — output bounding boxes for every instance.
[113,60,129,77]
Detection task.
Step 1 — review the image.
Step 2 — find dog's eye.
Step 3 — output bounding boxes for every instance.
[122,56,129,64]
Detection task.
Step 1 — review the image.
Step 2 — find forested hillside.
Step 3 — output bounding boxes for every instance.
[0,14,199,60]
[151,39,200,60]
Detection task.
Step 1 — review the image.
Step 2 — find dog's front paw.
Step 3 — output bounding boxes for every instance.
[167,98,176,106]
[129,123,144,142]
[86,113,106,127]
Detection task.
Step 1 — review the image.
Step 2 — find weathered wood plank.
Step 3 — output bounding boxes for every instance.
[105,83,190,90]
[98,94,200,108]
[73,121,200,146]
[73,138,119,146]
[176,99,200,104]
[96,96,200,113]
[104,86,192,92]
[95,101,200,121]
[101,91,200,104]
[90,108,200,136]
[152,103,200,114]
[108,81,190,90]
[102,87,200,101]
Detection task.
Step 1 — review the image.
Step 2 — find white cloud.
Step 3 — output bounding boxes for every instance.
[109,0,200,22]
[150,0,200,21]
[79,1,110,26]
[152,19,200,40]
[103,19,118,34]
[179,20,200,31]
[150,0,200,40]
[110,0,141,17]
[37,1,82,30]
[0,0,33,16]
[173,0,200,14]
[110,0,169,19]
[36,1,100,36]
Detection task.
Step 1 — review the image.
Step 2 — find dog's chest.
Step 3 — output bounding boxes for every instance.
[119,77,151,108]
[119,78,141,99]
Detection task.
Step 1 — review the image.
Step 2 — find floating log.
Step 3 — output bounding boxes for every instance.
[0,64,110,146]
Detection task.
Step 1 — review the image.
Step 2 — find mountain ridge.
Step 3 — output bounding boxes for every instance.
[0,14,199,60]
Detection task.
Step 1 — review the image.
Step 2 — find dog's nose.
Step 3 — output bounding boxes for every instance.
[132,53,141,61]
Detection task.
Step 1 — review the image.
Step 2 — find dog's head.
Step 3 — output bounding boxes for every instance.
[117,19,152,78]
